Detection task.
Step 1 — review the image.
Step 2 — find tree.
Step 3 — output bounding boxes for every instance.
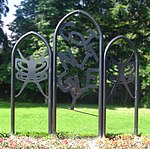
[7,0,150,105]
[9,0,81,41]
[0,0,9,47]
[0,0,9,66]
[0,0,10,100]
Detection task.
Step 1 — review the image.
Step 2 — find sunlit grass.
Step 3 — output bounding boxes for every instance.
[0,102,150,137]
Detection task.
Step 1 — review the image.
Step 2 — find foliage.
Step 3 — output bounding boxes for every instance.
[0,0,9,47]
[0,0,10,99]
[140,52,150,107]
[8,0,80,41]
[0,0,149,104]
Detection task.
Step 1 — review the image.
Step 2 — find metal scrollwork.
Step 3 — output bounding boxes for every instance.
[15,49,49,98]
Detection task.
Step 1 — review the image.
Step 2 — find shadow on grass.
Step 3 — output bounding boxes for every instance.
[105,133,143,139]
[0,131,97,139]
[15,131,49,138]
[0,133,9,138]
[58,103,118,110]
[0,101,135,111]
[59,105,99,117]
[105,133,123,139]
[0,131,143,139]
[0,101,47,109]
[56,132,99,139]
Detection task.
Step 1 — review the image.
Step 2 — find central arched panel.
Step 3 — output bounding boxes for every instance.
[53,10,103,136]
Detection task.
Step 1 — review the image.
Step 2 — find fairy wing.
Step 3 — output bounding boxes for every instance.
[35,57,49,82]
[15,58,28,81]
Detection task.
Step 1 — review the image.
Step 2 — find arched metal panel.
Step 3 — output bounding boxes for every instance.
[11,31,53,135]
[53,10,103,136]
[103,35,139,136]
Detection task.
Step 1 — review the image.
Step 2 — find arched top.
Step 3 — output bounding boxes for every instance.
[12,31,52,57]
[53,10,103,47]
[104,35,139,61]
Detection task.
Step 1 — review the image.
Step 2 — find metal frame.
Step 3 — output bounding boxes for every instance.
[53,10,103,136]
[11,31,53,134]
[9,10,139,138]
[103,35,139,137]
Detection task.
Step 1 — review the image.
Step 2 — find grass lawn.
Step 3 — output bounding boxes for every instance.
[0,102,150,138]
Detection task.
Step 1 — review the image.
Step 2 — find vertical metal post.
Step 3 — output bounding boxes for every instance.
[48,61,52,134]
[98,33,103,137]
[48,43,53,135]
[102,51,106,137]
[52,31,57,134]
[11,52,15,134]
[134,54,139,136]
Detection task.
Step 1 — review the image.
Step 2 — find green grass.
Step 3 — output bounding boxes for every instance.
[0,102,150,138]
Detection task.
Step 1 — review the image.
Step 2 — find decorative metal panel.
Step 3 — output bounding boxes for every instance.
[15,49,49,98]
[53,10,103,136]
[103,35,139,136]
[106,53,135,99]
[9,10,139,138]
[11,31,52,135]
[56,14,100,109]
